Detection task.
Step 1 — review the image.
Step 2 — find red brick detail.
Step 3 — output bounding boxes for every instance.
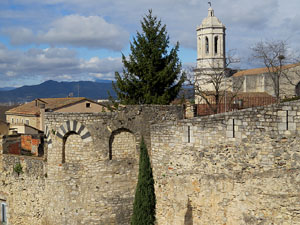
[8,143,21,155]
[21,135,32,151]
[31,139,40,146]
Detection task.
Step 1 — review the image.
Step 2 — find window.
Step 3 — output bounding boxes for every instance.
[1,202,7,224]
[25,120,29,125]
[205,37,209,53]
[86,103,91,108]
[214,36,218,54]
[11,118,14,124]
[16,119,18,124]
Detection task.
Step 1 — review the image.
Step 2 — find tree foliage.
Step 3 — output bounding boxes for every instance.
[131,137,156,225]
[114,10,185,104]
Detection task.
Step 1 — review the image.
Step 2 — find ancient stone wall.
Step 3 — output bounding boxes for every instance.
[0,151,46,225]
[42,105,183,225]
[151,100,300,224]
[6,100,300,224]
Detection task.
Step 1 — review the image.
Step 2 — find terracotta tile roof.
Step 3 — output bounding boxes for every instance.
[6,97,87,116]
[200,91,274,98]
[233,63,300,77]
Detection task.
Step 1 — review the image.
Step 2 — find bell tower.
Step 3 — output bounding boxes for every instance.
[196,6,226,72]
[194,5,226,104]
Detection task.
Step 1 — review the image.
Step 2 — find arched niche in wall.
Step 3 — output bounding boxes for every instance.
[205,36,209,54]
[214,36,218,54]
[55,120,92,163]
[62,131,82,163]
[108,128,136,160]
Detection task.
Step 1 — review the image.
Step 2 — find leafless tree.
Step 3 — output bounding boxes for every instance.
[251,40,291,102]
[186,51,243,114]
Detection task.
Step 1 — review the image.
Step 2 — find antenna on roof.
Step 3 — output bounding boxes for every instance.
[208,1,211,7]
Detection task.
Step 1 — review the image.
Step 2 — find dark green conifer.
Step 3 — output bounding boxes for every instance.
[131,137,156,225]
[114,10,185,104]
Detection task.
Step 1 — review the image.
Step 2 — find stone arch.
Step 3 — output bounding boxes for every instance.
[109,128,136,160]
[55,121,92,163]
[56,120,92,142]
[44,125,52,148]
[295,81,300,96]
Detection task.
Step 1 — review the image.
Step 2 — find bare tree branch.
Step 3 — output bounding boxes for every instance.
[250,40,300,102]
[186,51,242,114]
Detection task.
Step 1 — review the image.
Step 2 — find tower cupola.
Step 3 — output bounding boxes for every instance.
[196,6,226,70]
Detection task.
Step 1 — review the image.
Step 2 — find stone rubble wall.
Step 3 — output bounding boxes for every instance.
[5,100,300,224]
[151,100,300,225]
[0,105,183,225]
[42,105,183,225]
[0,151,46,225]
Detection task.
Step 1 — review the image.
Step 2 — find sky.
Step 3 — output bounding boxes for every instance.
[0,0,300,88]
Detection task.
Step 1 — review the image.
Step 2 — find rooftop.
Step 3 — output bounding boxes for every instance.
[233,63,300,77]
[6,97,89,116]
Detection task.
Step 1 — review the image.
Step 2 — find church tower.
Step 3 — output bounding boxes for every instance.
[194,6,226,103]
[196,6,226,71]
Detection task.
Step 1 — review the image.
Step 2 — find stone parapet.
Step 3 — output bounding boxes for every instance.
[151,100,300,224]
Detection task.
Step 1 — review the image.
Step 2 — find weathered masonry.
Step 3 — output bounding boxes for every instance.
[151,100,300,225]
[2,100,300,224]
[0,105,183,225]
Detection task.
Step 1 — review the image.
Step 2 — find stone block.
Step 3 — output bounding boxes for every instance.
[289,123,296,131]
[226,130,234,138]
[278,122,287,131]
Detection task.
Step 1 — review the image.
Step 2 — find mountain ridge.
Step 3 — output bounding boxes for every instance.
[0,80,116,103]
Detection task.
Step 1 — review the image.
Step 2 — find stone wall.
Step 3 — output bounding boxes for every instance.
[151,100,300,224]
[42,105,183,225]
[0,151,46,225]
[6,100,300,224]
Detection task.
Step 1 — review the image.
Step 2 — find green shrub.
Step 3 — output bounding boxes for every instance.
[131,137,156,225]
[13,162,23,175]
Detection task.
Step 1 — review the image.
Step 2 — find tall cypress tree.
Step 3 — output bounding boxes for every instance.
[131,137,156,225]
[114,10,185,105]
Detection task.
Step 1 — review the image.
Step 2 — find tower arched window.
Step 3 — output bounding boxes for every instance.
[214,36,218,54]
[205,37,209,54]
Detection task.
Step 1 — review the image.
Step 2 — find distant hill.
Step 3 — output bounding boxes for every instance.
[0,87,15,91]
[0,80,116,103]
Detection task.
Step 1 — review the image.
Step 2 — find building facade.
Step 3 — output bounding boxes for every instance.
[6,97,109,133]
[232,64,300,98]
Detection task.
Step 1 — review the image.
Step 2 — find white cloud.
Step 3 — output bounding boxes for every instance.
[80,57,122,73]
[0,46,122,87]
[1,0,300,87]
[4,15,129,51]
